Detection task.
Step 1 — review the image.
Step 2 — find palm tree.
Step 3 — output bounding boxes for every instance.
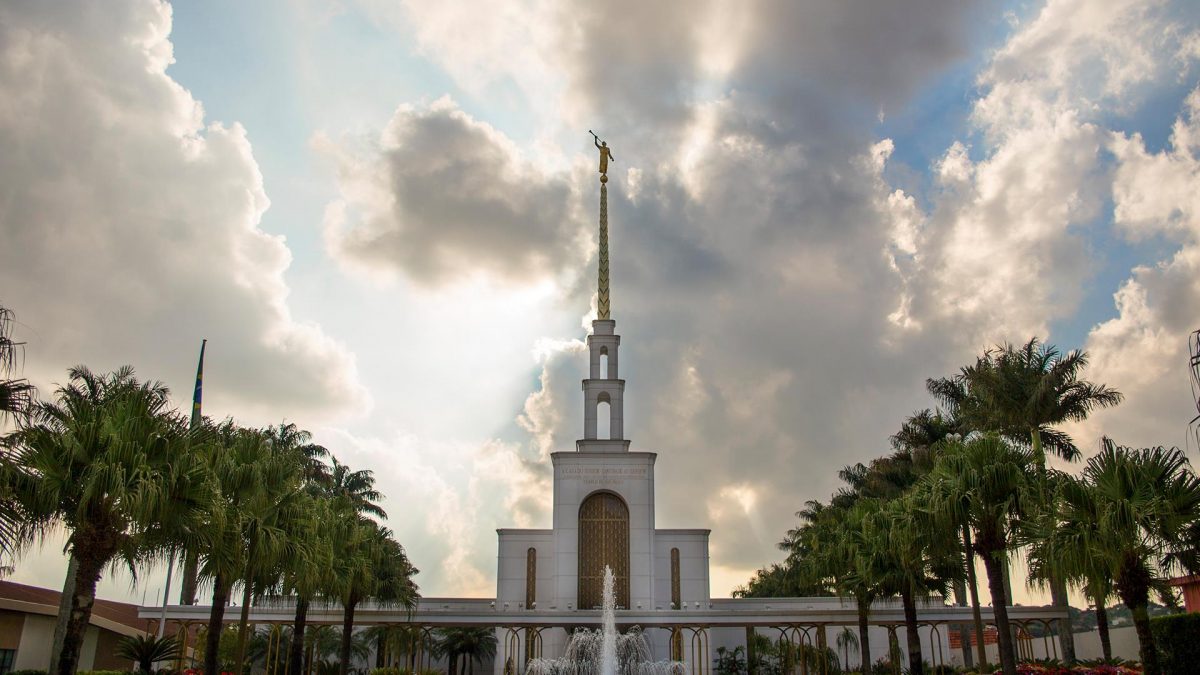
[1054,439,1200,675]
[284,496,336,675]
[326,455,387,519]
[891,409,984,667]
[266,422,332,488]
[835,627,859,672]
[794,499,879,671]
[196,423,311,675]
[229,428,316,675]
[915,434,1035,675]
[116,634,181,674]
[876,496,960,675]
[1024,470,1116,660]
[0,305,35,562]
[928,338,1122,663]
[436,628,498,675]
[927,339,1123,465]
[11,366,210,675]
[0,305,34,425]
[332,519,418,675]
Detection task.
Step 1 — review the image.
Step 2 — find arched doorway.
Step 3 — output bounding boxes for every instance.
[578,491,630,609]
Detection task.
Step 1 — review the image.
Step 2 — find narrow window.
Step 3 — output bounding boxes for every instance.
[599,346,609,379]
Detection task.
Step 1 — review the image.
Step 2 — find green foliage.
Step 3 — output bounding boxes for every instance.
[712,646,747,675]
[315,660,342,675]
[116,634,181,673]
[1151,612,1200,675]
[76,671,136,675]
[435,627,498,673]
[370,668,413,675]
[8,670,50,675]
[714,639,841,675]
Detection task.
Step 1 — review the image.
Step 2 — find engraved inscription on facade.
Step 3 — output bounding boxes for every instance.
[557,466,647,486]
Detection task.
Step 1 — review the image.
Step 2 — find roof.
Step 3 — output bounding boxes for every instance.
[0,580,149,637]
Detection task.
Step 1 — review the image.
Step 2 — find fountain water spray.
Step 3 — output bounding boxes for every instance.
[526,566,685,675]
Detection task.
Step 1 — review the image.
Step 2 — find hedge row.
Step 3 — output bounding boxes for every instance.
[1151,612,1200,675]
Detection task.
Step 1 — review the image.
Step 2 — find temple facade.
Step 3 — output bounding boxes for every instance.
[494,165,711,669]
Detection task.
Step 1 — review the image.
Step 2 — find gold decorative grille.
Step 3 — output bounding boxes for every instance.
[578,491,630,609]
[526,547,537,608]
[671,547,681,609]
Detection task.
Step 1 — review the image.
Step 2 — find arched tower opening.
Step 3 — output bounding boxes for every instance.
[597,392,612,440]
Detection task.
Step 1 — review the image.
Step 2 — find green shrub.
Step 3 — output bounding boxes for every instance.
[1151,612,1200,675]
[370,669,412,675]
[9,670,49,675]
[77,671,135,675]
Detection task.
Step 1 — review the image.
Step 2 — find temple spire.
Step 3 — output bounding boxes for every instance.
[598,181,610,319]
[590,130,614,320]
[578,131,627,452]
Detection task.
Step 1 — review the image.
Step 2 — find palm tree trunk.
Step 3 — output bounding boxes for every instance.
[234,539,259,675]
[1049,576,1075,663]
[746,627,757,675]
[981,551,1017,675]
[234,579,255,675]
[48,553,78,675]
[963,526,987,666]
[1095,602,1112,661]
[376,631,386,668]
[1117,570,1161,675]
[1129,601,1160,675]
[288,596,310,675]
[899,586,923,675]
[952,568,973,668]
[448,652,459,675]
[340,593,359,675]
[817,627,828,675]
[856,595,872,673]
[1031,429,1075,664]
[56,538,112,675]
[181,548,200,604]
[206,572,232,675]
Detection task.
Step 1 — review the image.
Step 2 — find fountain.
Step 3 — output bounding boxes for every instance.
[527,567,686,675]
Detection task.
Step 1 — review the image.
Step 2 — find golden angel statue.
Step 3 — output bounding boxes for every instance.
[590,130,615,179]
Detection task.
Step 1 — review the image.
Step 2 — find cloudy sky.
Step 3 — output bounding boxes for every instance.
[2,0,1199,606]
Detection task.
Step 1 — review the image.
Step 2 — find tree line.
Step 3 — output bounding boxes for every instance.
[0,304,418,675]
[737,338,1200,675]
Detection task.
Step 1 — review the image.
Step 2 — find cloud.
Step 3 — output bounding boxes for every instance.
[321,98,588,284]
[1071,86,1200,449]
[317,426,553,597]
[322,0,1198,599]
[9,0,1200,605]
[0,0,368,422]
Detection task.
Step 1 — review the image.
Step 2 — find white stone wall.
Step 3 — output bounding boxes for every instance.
[550,451,658,610]
[496,529,554,609]
[652,530,711,610]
